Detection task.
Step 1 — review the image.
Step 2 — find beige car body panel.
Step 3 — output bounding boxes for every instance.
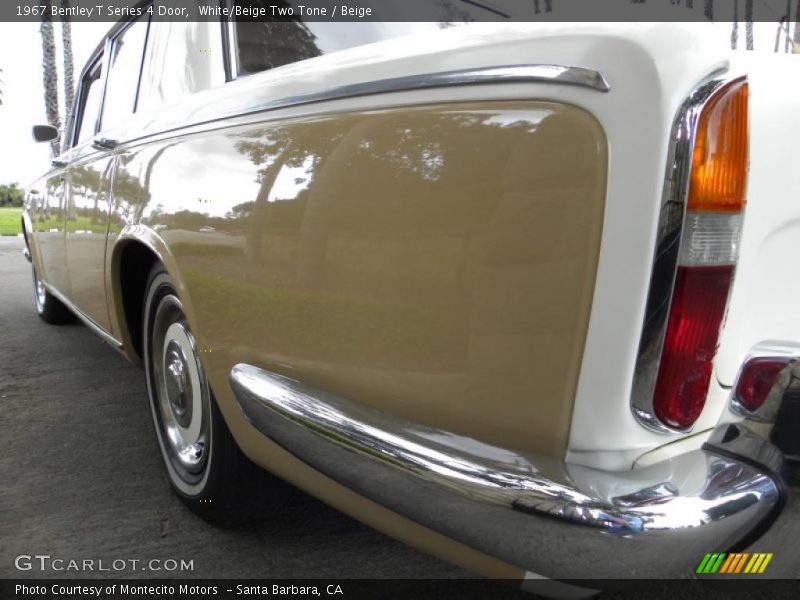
[109,101,607,459]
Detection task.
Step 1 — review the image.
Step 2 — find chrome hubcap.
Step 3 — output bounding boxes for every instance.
[33,269,46,312]
[165,340,193,427]
[151,295,209,477]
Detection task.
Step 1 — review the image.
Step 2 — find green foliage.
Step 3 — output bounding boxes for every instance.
[0,183,24,208]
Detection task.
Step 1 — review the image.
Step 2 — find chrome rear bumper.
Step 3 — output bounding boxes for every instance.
[229,363,785,580]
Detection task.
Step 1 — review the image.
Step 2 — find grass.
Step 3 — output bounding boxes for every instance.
[65,216,108,234]
[0,207,22,236]
[0,209,108,236]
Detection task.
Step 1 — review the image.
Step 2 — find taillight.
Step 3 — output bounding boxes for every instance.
[734,357,791,413]
[653,78,749,430]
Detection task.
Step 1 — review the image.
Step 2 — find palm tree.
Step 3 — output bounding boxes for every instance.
[39,4,61,155]
[795,0,800,48]
[62,1,75,124]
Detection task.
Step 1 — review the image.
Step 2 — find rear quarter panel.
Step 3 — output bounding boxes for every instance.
[111,101,607,458]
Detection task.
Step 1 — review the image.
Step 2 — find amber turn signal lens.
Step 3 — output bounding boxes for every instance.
[687,79,748,212]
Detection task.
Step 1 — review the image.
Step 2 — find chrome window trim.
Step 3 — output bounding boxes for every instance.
[225,12,240,80]
[630,72,731,434]
[100,11,151,133]
[71,54,106,150]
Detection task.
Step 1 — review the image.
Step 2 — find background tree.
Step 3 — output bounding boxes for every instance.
[0,183,25,207]
[39,5,60,155]
[62,2,75,125]
[532,0,553,13]
[795,0,800,48]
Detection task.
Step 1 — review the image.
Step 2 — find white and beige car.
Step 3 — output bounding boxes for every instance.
[22,4,800,589]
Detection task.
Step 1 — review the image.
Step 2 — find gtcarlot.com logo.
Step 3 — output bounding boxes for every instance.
[696,553,773,574]
[14,554,194,572]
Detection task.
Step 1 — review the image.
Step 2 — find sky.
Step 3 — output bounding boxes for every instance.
[0,22,109,187]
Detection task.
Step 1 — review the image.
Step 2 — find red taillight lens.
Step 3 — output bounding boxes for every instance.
[734,357,790,413]
[653,265,734,428]
[652,78,748,430]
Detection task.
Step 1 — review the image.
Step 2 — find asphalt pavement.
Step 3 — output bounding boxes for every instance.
[0,236,798,599]
[0,237,470,581]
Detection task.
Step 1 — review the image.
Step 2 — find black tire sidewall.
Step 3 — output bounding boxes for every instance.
[143,266,222,505]
[32,266,72,324]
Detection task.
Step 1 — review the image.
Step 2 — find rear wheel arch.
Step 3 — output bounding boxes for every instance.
[111,239,161,362]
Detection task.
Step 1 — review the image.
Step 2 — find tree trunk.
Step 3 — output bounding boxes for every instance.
[245,154,290,262]
[62,4,75,129]
[39,8,60,156]
[794,0,800,48]
[745,0,754,50]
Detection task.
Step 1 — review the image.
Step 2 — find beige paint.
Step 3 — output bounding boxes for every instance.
[64,156,116,330]
[32,100,607,577]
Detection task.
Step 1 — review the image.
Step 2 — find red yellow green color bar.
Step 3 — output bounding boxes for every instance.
[696,553,773,574]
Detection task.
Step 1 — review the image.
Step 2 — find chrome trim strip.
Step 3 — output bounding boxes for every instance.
[121,64,609,149]
[43,282,123,350]
[630,73,730,434]
[230,363,780,579]
[225,15,239,80]
[237,65,609,112]
[22,247,31,263]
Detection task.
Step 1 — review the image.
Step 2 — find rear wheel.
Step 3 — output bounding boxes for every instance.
[143,264,278,524]
[32,266,72,324]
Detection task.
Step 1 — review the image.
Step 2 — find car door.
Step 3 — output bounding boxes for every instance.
[31,164,70,295]
[64,16,149,331]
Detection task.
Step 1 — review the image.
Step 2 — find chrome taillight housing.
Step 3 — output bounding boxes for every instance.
[633,77,749,432]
